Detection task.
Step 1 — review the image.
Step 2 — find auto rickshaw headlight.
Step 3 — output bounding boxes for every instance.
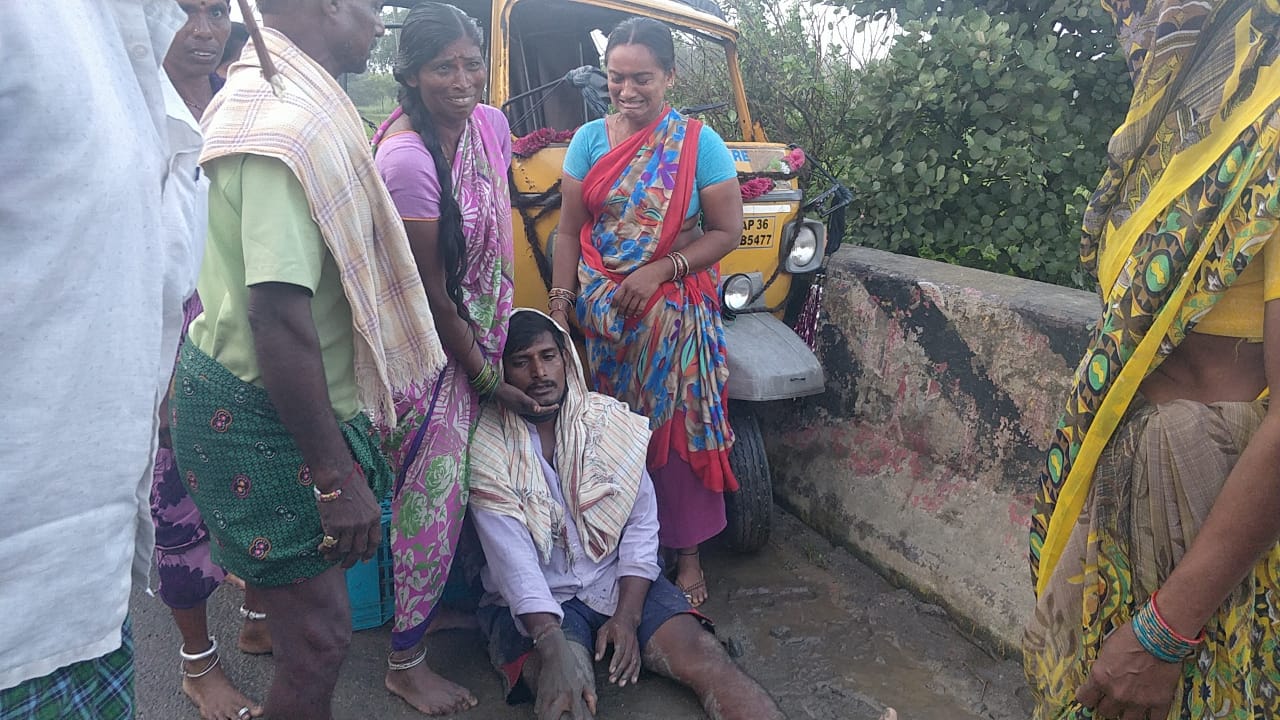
[782,220,826,273]
[722,273,754,311]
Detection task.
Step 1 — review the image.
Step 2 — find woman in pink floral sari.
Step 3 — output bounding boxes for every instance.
[372,4,552,715]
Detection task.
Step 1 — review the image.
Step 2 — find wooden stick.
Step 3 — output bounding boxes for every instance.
[235,0,284,96]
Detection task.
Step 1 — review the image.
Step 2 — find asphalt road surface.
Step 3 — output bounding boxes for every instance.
[132,510,1032,719]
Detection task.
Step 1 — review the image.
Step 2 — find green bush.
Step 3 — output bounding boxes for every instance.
[687,0,1130,287]
[830,0,1130,287]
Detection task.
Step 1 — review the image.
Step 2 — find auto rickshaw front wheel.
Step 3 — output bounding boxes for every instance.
[723,403,773,553]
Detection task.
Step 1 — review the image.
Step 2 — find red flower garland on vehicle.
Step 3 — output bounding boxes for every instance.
[512,127,577,158]
[739,146,807,200]
[739,176,774,201]
[783,146,806,172]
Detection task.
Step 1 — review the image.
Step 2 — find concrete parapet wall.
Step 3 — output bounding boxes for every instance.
[757,246,1099,654]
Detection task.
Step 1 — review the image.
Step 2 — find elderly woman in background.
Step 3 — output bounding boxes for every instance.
[549,17,743,608]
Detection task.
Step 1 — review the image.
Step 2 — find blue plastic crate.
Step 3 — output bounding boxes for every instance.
[346,497,394,631]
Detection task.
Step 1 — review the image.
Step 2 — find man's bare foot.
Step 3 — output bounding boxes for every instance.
[182,655,263,720]
[675,547,708,608]
[237,617,272,655]
[425,607,478,635]
[385,648,478,716]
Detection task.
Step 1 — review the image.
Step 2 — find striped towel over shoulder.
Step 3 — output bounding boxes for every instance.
[199,27,444,426]
[470,310,650,563]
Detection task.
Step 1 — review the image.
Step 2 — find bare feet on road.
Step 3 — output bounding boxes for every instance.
[386,648,479,716]
[182,655,263,720]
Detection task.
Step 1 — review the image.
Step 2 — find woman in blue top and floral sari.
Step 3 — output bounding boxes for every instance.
[549,17,743,607]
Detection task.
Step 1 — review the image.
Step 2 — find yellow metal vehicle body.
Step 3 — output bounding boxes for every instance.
[461,0,819,319]
[387,0,835,552]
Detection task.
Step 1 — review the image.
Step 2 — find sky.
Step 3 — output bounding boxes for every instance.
[229,1,895,67]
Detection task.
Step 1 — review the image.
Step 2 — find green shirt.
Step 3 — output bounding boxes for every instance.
[189,153,360,421]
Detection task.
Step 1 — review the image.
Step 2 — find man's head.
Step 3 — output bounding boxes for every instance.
[260,0,386,77]
[164,1,232,82]
[503,311,569,413]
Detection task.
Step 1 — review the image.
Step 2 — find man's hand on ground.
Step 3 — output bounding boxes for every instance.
[316,463,381,569]
[595,615,641,687]
[534,629,596,720]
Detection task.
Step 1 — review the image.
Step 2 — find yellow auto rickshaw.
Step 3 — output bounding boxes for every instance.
[386,0,847,552]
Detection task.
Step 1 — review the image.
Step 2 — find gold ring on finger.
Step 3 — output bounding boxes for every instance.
[320,535,338,549]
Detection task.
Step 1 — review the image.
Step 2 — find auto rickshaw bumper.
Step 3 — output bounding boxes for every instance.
[722,312,825,402]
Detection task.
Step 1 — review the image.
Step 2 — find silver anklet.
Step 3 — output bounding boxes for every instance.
[238,605,268,622]
[180,636,221,678]
[386,645,428,672]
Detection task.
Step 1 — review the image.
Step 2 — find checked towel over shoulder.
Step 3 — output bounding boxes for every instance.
[199,27,445,425]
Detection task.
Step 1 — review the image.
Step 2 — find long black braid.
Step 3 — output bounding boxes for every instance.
[392,3,484,325]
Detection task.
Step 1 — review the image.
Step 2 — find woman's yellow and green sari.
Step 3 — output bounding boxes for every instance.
[1025,0,1280,716]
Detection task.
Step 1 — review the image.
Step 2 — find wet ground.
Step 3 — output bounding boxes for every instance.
[132,509,1034,719]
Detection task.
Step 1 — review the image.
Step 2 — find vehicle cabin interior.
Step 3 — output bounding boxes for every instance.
[439,0,728,136]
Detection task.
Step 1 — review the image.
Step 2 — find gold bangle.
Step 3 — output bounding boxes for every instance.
[548,287,577,304]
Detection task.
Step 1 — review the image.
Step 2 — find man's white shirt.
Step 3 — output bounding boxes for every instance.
[0,0,204,690]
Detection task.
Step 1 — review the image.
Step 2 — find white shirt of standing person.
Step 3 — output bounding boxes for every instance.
[0,0,206,691]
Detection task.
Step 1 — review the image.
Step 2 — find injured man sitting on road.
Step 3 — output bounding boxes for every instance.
[468,309,785,720]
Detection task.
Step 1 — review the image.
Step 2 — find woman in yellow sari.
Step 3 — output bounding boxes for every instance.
[1024,0,1280,717]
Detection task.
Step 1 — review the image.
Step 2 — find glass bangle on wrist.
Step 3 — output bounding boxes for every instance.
[468,362,501,400]
[667,251,690,280]
[1132,590,1205,662]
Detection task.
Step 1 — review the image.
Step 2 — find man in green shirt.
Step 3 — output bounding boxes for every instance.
[171,2,444,718]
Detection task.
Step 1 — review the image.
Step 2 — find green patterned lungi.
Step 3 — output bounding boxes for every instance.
[171,340,392,586]
[0,620,133,720]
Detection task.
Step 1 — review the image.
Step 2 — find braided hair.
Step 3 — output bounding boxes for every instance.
[393,3,485,324]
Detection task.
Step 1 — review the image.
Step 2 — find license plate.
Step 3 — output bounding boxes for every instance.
[739,216,776,249]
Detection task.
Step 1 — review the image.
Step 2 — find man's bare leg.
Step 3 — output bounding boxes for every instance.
[642,615,784,720]
[256,566,353,720]
[237,585,272,655]
[385,640,478,716]
[173,604,263,720]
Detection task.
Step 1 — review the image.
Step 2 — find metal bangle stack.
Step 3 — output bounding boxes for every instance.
[668,251,690,280]
[548,287,576,317]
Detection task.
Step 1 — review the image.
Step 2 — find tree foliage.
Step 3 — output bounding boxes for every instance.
[685,0,1131,287]
[677,0,876,172]
[828,0,1131,286]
